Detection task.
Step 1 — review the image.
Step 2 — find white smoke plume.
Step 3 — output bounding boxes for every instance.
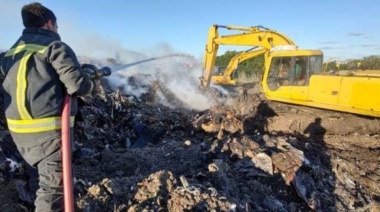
[78,45,214,111]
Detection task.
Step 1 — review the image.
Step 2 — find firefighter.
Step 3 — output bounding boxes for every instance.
[0,2,97,211]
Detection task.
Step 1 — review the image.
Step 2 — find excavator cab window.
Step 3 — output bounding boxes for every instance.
[293,57,307,85]
[267,56,310,91]
[308,55,323,77]
[267,57,293,90]
[214,66,227,75]
[267,55,320,90]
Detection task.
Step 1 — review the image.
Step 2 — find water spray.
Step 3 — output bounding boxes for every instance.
[110,53,197,71]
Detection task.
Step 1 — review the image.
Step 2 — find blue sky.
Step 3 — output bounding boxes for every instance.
[1,0,380,61]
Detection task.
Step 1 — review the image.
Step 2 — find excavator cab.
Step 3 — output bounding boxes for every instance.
[265,50,323,91]
[262,48,323,102]
[262,48,380,117]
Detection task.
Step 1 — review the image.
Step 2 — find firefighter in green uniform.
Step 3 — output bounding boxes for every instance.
[0,2,96,211]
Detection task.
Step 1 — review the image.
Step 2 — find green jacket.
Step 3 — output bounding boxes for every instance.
[0,28,95,144]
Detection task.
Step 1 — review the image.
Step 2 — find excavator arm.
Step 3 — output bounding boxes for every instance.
[212,48,267,85]
[200,25,296,87]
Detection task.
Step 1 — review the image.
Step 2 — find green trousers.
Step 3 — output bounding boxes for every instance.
[18,137,65,212]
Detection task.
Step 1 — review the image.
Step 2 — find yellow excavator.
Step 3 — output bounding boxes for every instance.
[200,25,380,118]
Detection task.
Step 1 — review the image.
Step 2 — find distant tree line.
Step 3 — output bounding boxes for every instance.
[323,55,380,71]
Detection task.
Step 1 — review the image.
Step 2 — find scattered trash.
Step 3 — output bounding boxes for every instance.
[0,69,379,211]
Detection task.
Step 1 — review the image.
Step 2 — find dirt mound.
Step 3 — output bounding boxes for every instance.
[0,79,379,212]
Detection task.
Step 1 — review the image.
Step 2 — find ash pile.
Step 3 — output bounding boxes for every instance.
[67,81,330,211]
[1,70,380,211]
[70,79,380,212]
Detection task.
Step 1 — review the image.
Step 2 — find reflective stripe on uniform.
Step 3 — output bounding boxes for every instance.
[6,44,48,120]
[7,116,75,133]
[5,44,47,56]
[17,52,33,119]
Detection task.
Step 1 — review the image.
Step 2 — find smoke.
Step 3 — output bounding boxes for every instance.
[0,1,214,111]
[59,25,125,59]
[102,48,214,111]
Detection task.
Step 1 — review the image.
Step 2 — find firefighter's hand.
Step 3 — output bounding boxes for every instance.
[92,79,105,96]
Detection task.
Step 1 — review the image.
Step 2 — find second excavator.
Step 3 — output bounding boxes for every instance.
[200,25,380,118]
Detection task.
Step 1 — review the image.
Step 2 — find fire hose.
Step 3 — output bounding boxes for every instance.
[62,64,111,211]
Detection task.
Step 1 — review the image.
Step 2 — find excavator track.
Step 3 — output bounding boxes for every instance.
[266,100,380,136]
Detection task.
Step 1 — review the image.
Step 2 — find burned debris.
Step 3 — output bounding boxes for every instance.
[1,68,379,211]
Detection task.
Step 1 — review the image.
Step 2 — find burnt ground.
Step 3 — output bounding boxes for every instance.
[0,79,379,212]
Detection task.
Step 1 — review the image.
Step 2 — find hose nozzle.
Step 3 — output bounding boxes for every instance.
[81,64,112,79]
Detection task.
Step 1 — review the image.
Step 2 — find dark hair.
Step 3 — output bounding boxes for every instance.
[21,2,56,28]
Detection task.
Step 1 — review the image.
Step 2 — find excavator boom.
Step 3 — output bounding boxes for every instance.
[200,25,296,87]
